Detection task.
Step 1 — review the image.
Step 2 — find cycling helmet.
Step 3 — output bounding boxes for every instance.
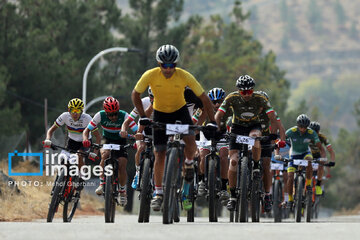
[309,121,321,132]
[208,88,226,101]
[103,97,119,113]
[255,90,269,101]
[68,98,84,110]
[296,114,310,128]
[156,44,180,64]
[148,87,154,98]
[236,75,255,90]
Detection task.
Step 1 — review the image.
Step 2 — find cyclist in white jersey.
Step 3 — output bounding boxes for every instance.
[44,98,101,186]
[121,87,154,189]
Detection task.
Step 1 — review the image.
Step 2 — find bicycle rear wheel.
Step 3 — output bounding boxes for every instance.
[105,175,116,223]
[295,176,304,223]
[163,148,179,224]
[273,179,282,222]
[305,188,312,222]
[208,158,218,222]
[47,171,65,222]
[251,170,261,222]
[138,158,152,223]
[187,180,195,222]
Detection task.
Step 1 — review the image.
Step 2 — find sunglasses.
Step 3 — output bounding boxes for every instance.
[106,112,118,117]
[212,99,223,104]
[69,108,82,114]
[240,89,254,95]
[161,63,176,69]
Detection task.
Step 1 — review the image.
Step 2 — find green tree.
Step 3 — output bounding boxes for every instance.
[180,2,289,118]
[333,0,347,28]
[0,0,121,143]
[307,0,322,32]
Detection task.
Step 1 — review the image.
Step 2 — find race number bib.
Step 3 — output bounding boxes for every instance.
[293,159,308,166]
[103,144,120,150]
[271,163,284,170]
[166,124,189,135]
[236,135,255,146]
[196,140,212,147]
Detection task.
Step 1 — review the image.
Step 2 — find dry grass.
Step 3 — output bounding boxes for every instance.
[0,160,103,222]
[334,204,360,216]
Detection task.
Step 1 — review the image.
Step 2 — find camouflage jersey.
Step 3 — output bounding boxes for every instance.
[309,132,331,157]
[218,91,274,128]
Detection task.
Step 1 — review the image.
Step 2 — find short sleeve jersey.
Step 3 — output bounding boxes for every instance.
[309,132,331,155]
[218,92,274,127]
[87,110,134,141]
[285,126,320,155]
[134,67,204,113]
[55,112,95,142]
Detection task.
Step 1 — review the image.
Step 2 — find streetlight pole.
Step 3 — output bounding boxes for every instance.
[82,47,141,112]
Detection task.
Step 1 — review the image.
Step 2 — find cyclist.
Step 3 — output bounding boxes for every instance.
[256,90,286,212]
[284,114,326,210]
[83,97,137,207]
[194,87,230,204]
[121,87,153,189]
[131,44,217,211]
[215,75,279,211]
[44,98,101,187]
[309,121,336,195]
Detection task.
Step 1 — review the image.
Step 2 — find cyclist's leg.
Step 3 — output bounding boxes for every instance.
[305,154,313,188]
[198,147,210,196]
[219,147,229,203]
[249,129,262,166]
[132,140,145,188]
[95,149,110,195]
[118,156,128,206]
[227,149,239,210]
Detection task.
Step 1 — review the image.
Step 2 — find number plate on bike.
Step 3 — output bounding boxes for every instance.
[271,163,284,170]
[293,159,308,166]
[102,144,120,150]
[196,140,211,147]
[312,163,319,170]
[166,124,189,135]
[235,135,255,146]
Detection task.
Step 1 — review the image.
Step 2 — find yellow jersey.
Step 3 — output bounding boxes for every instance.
[134,67,204,113]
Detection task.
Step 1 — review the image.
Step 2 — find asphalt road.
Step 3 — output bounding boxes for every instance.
[1,214,360,240]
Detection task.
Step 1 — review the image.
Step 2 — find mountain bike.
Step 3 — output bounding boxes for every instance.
[97,137,135,223]
[229,133,277,223]
[46,144,91,223]
[146,121,204,224]
[138,133,155,223]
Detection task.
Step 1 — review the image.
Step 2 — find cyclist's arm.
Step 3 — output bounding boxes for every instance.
[46,123,59,140]
[278,119,286,141]
[131,90,146,117]
[198,93,215,122]
[215,109,225,128]
[316,141,326,158]
[327,145,335,162]
[267,111,278,134]
[91,129,101,154]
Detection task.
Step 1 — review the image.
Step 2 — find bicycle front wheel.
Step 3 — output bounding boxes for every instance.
[47,171,65,222]
[138,158,152,223]
[238,156,249,222]
[273,179,282,223]
[208,158,218,222]
[163,147,179,224]
[105,175,116,223]
[295,176,304,223]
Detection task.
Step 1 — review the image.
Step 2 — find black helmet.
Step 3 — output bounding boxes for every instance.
[296,114,310,128]
[255,90,269,101]
[309,121,320,132]
[148,87,154,98]
[236,75,255,90]
[156,44,180,64]
[208,88,226,101]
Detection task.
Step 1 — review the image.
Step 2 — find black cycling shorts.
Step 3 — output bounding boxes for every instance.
[101,138,128,159]
[260,137,273,158]
[229,123,262,150]
[153,105,194,151]
[67,138,90,152]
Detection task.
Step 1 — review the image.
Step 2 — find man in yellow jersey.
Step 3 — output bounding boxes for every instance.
[131,44,216,211]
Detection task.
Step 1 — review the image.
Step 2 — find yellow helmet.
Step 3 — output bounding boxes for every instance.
[68,98,84,111]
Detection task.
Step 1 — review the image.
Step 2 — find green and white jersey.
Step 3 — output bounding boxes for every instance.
[285,126,320,155]
[88,110,134,141]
